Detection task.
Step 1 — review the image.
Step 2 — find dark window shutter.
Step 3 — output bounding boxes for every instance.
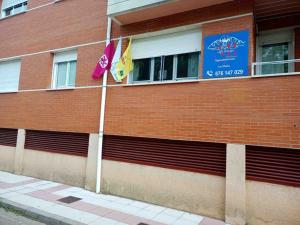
[246,145,300,187]
[25,130,89,157]
[103,135,226,176]
[0,128,18,147]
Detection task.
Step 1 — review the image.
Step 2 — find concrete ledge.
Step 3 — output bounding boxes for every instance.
[0,197,84,225]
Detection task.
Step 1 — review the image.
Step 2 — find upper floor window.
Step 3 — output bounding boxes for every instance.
[0,60,21,93]
[1,0,27,18]
[132,52,200,82]
[130,29,201,83]
[52,50,77,89]
[256,29,294,75]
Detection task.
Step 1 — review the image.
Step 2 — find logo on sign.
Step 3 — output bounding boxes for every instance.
[208,36,245,58]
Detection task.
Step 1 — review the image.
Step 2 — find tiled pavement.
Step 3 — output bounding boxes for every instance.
[0,171,228,225]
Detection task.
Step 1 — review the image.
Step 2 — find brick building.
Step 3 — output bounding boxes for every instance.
[0,0,299,225]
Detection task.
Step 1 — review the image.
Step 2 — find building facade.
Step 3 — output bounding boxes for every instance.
[0,0,299,225]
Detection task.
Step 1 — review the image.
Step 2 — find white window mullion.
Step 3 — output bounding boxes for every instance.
[65,62,70,87]
[173,55,178,80]
[150,58,154,82]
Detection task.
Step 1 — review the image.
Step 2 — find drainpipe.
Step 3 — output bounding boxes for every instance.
[96,16,112,194]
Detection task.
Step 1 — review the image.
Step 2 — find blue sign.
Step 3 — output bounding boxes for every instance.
[203,30,249,79]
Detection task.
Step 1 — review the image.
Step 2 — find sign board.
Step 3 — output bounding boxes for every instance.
[203,30,249,79]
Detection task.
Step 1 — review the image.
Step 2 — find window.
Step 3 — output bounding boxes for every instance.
[131,52,200,82]
[130,29,201,83]
[1,1,27,18]
[257,29,294,75]
[52,50,77,89]
[0,60,21,93]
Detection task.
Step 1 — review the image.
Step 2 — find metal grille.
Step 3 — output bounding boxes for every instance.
[103,135,226,176]
[246,145,300,187]
[25,130,89,157]
[0,128,18,147]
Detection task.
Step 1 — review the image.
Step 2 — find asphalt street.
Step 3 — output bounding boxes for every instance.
[0,208,46,225]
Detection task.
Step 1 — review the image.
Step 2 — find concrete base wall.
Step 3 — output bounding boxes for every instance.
[246,180,300,225]
[101,160,225,220]
[0,145,15,173]
[22,149,87,187]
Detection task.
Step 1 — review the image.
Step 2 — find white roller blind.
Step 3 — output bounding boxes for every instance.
[132,29,202,59]
[1,0,27,9]
[0,60,21,92]
[53,50,77,63]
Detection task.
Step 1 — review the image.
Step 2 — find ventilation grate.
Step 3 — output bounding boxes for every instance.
[25,130,89,157]
[58,196,81,204]
[103,135,226,177]
[246,145,300,187]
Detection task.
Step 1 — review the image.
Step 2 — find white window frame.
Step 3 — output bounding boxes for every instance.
[256,28,295,75]
[1,1,27,18]
[129,52,200,84]
[51,50,77,89]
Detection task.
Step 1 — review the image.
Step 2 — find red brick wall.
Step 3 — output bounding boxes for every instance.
[0,89,101,133]
[0,0,107,58]
[0,0,105,133]
[105,77,300,149]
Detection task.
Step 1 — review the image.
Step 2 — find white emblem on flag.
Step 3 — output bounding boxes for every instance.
[99,55,108,68]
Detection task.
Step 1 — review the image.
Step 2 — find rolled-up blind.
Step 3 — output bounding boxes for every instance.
[1,0,27,9]
[132,29,202,59]
[0,60,21,92]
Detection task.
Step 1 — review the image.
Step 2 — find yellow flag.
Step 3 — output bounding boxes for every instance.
[116,37,133,81]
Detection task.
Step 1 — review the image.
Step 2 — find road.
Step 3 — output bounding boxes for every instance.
[0,208,46,225]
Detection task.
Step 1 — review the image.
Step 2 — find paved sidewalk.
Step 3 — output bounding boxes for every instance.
[0,171,227,225]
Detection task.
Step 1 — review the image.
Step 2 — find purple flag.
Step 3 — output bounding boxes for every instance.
[92,41,115,79]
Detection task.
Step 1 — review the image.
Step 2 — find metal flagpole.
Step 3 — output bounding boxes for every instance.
[95,16,112,194]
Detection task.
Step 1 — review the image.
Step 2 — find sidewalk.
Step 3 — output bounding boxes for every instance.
[0,171,227,225]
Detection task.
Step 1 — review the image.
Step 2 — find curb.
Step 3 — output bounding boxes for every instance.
[0,197,84,225]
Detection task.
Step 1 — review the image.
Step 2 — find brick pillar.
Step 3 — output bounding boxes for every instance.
[225,143,246,225]
[85,133,99,191]
[14,129,26,174]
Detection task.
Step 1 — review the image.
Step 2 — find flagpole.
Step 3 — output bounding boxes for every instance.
[96,16,112,194]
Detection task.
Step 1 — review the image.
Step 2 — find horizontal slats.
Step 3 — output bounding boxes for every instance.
[246,145,300,187]
[0,128,18,147]
[103,135,226,176]
[25,130,89,157]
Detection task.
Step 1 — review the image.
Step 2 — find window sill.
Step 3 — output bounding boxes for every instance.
[0,11,26,21]
[46,87,75,91]
[251,72,300,78]
[126,79,201,87]
[0,91,18,94]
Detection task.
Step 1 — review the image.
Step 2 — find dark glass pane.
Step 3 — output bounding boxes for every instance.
[132,58,151,81]
[154,57,162,81]
[162,55,173,80]
[261,42,289,74]
[4,8,13,16]
[177,52,199,78]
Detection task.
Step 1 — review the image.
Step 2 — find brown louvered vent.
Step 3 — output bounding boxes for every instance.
[0,128,18,147]
[25,130,89,157]
[246,145,300,187]
[103,135,226,176]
